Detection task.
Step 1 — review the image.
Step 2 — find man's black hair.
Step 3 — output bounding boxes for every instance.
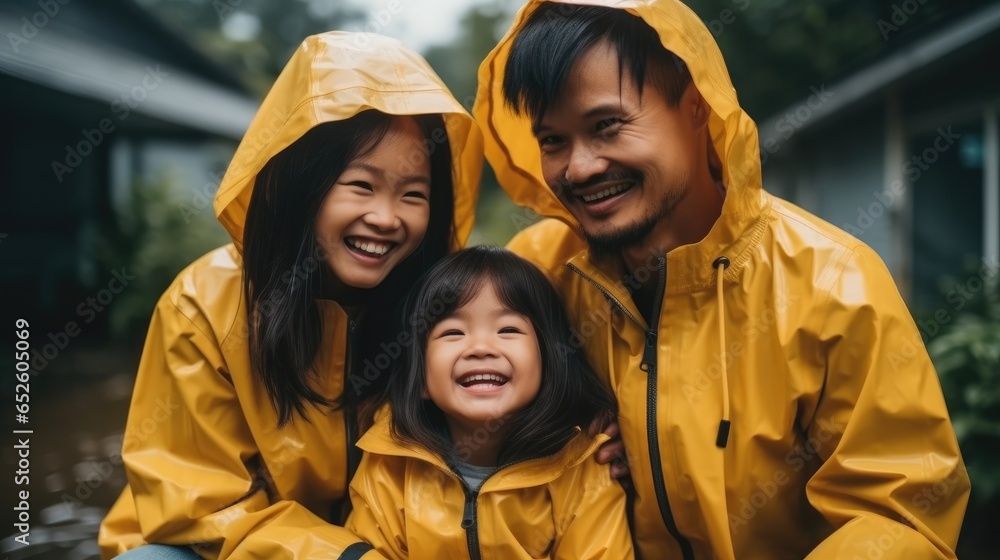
[503,3,690,120]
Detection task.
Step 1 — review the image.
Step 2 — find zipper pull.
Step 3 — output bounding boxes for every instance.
[461,492,476,530]
[641,256,665,375]
[641,330,657,374]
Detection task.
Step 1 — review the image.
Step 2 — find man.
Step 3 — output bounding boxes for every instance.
[474,1,969,558]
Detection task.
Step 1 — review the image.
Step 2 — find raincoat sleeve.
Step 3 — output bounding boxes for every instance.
[345,453,409,560]
[119,295,381,560]
[552,453,635,559]
[803,244,969,559]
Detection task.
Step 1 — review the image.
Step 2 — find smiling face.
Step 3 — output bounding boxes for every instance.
[315,117,431,289]
[533,40,702,256]
[424,281,543,438]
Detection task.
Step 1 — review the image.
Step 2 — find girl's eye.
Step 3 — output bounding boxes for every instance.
[347,181,373,191]
[538,135,563,151]
[438,329,463,338]
[499,327,522,334]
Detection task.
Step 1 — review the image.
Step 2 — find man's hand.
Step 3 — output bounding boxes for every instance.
[592,419,630,479]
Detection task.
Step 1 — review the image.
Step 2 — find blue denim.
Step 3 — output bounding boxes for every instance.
[115,544,202,559]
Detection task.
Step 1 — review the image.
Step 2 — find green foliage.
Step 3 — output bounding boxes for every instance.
[96,173,231,339]
[926,266,1000,505]
[137,0,364,97]
[468,168,538,247]
[673,0,996,118]
[422,2,528,246]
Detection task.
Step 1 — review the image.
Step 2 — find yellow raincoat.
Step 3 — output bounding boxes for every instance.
[98,31,482,559]
[474,1,970,558]
[345,411,634,559]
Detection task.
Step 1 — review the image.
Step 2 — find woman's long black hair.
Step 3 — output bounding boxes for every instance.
[389,246,615,465]
[242,110,455,425]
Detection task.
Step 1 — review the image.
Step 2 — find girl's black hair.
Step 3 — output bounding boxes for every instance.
[503,3,690,121]
[389,246,615,465]
[242,110,455,426]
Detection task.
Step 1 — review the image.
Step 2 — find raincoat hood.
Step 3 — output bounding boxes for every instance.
[475,0,764,285]
[216,31,483,253]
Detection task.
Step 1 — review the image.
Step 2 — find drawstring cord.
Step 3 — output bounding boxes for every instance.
[713,256,732,448]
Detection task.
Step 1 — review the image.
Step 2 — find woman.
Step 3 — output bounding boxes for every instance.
[98,31,482,559]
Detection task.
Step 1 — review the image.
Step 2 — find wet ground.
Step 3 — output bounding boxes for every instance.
[3,345,137,560]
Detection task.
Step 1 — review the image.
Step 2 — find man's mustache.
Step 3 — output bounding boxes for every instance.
[552,170,643,196]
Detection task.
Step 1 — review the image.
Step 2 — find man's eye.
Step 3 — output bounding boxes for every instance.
[596,118,623,131]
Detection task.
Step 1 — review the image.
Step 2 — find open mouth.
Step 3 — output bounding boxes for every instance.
[457,371,510,392]
[577,182,635,205]
[345,236,396,258]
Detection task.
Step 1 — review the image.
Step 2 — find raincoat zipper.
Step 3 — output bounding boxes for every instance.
[641,259,694,560]
[344,320,362,492]
[566,263,645,328]
[456,456,534,560]
[461,488,481,560]
[567,259,694,560]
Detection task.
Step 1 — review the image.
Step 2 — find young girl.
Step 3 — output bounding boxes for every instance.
[99,31,481,559]
[347,246,634,559]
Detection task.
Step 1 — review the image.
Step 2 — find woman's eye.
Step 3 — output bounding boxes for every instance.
[403,190,429,200]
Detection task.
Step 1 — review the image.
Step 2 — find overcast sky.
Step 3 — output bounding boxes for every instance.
[342,0,509,52]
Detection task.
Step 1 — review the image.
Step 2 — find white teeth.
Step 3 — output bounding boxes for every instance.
[462,373,507,385]
[582,183,629,203]
[349,238,389,256]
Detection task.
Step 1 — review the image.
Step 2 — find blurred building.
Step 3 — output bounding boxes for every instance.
[761,2,1000,309]
[0,0,257,335]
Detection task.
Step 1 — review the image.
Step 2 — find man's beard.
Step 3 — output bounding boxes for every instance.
[582,181,689,259]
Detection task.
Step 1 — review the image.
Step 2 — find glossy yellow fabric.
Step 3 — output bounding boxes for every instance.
[346,412,634,559]
[98,31,482,559]
[475,1,970,558]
